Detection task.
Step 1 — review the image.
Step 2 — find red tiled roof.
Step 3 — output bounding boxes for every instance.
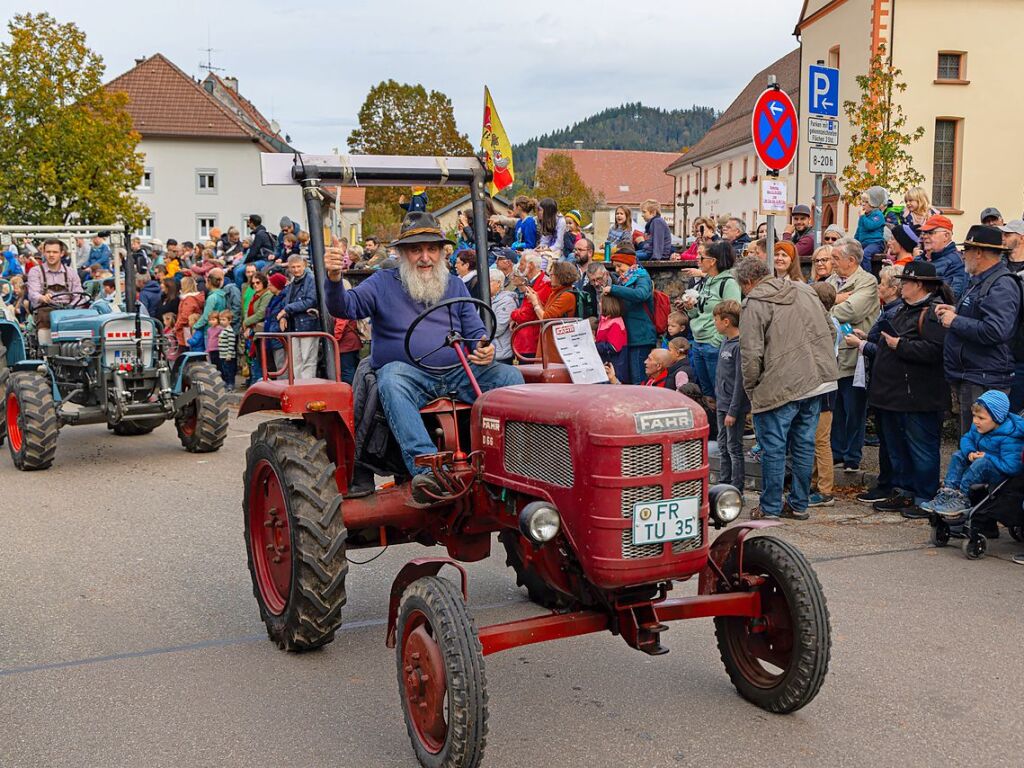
[322,186,367,209]
[664,49,801,172]
[535,147,679,207]
[105,54,268,146]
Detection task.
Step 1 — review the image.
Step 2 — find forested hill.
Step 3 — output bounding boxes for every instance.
[512,103,718,185]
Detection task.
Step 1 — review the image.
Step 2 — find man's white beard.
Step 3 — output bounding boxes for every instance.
[399,257,449,307]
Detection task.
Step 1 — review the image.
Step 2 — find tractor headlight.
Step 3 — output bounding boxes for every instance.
[79,339,97,357]
[519,501,561,543]
[709,484,743,526]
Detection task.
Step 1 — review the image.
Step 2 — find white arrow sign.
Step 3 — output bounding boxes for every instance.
[769,102,783,118]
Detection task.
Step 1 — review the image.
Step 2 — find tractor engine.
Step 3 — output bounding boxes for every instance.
[473,384,717,593]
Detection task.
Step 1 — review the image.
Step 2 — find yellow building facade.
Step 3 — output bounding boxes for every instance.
[795,0,1024,235]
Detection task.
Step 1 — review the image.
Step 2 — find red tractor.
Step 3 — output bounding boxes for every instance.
[241,155,831,768]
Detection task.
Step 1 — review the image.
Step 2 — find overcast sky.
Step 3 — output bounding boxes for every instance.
[2,0,803,152]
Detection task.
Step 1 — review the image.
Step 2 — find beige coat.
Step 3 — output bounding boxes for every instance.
[740,278,840,414]
[827,267,880,377]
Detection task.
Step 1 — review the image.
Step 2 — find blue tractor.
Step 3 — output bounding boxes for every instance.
[0,289,228,471]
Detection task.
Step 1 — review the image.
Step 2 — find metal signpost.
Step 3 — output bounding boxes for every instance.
[751,76,799,257]
[808,62,840,249]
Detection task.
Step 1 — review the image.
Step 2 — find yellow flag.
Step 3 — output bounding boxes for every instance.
[481,86,514,196]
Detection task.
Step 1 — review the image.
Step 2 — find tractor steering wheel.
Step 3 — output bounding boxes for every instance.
[404,297,497,374]
[44,290,92,308]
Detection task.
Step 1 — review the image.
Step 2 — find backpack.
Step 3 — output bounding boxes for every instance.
[643,289,671,336]
[571,285,596,321]
[970,268,1024,362]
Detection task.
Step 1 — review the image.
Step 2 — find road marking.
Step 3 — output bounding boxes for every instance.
[0,599,524,678]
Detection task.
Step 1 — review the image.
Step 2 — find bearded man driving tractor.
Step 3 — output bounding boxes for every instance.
[27,238,85,346]
[324,212,524,502]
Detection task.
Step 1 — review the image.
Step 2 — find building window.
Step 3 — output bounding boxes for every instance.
[196,169,218,193]
[134,217,153,238]
[828,45,840,69]
[741,157,748,183]
[197,215,217,240]
[937,52,965,81]
[138,168,153,192]
[727,161,733,186]
[932,119,961,210]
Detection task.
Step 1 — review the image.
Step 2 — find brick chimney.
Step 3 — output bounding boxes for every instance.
[223,76,239,93]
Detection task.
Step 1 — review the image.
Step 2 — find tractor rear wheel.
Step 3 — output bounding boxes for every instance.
[498,530,576,610]
[714,536,831,714]
[112,417,166,436]
[396,576,487,768]
[175,362,228,452]
[5,371,58,471]
[243,418,348,651]
[0,341,8,445]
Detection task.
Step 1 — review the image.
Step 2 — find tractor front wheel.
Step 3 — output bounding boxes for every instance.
[5,371,58,471]
[498,530,576,610]
[396,576,487,768]
[175,362,228,452]
[243,418,348,651]
[112,417,166,436]
[714,536,831,714]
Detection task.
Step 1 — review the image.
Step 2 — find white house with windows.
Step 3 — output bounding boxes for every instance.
[106,54,362,243]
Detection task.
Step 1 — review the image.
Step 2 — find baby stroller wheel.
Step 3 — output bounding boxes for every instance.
[1009,525,1024,543]
[929,521,950,548]
[961,534,987,560]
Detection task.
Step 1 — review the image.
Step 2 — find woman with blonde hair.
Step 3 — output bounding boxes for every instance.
[902,186,939,228]
[808,245,835,283]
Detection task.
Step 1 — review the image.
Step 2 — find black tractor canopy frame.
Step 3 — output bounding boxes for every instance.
[265,153,495,381]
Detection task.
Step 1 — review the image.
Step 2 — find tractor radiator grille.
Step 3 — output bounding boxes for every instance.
[621,443,662,476]
[504,422,574,488]
[671,439,704,472]
[620,482,705,559]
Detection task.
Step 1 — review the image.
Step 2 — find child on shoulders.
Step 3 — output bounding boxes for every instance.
[855,186,888,272]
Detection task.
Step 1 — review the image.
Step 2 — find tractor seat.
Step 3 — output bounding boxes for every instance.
[419,397,472,415]
[516,364,572,385]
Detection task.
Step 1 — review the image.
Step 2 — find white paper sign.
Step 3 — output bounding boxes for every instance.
[551,320,609,384]
[759,179,788,216]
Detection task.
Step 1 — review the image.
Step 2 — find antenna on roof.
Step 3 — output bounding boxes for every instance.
[198,27,224,75]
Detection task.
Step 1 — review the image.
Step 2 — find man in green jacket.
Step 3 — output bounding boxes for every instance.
[826,238,880,472]
[736,256,839,520]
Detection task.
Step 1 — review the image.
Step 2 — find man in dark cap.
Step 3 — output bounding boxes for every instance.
[324,212,523,502]
[784,204,815,258]
[935,225,1021,434]
[980,207,1004,226]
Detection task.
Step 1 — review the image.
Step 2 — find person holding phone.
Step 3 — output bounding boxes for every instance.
[847,261,950,516]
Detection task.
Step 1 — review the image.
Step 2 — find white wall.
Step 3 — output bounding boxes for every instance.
[134,138,308,242]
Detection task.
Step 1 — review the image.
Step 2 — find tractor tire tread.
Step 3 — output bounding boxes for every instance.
[714,535,831,714]
[497,530,577,611]
[177,362,228,453]
[397,576,488,768]
[6,371,58,470]
[243,419,348,652]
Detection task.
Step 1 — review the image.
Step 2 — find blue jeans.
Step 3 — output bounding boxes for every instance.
[944,453,1007,496]
[753,396,821,516]
[876,409,943,505]
[627,345,655,385]
[831,376,868,466]
[340,351,360,385]
[716,411,745,490]
[691,340,720,398]
[376,360,524,475]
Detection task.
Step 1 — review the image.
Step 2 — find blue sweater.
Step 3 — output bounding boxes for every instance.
[325,269,484,369]
[513,217,537,249]
[854,209,886,245]
[957,414,1024,477]
[86,243,111,271]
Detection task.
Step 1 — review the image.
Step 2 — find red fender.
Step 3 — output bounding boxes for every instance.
[698,520,782,595]
[385,557,469,648]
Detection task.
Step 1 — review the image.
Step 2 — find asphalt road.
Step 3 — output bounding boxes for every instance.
[2,411,1023,768]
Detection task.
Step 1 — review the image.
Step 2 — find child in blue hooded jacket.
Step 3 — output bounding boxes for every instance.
[924,390,1024,515]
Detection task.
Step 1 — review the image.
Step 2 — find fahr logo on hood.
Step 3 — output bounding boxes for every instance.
[634,409,694,434]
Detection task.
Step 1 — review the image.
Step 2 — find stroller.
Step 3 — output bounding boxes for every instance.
[929,471,1024,559]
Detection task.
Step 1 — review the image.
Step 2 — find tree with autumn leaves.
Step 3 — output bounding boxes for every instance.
[348,80,473,239]
[839,44,925,205]
[533,153,598,225]
[0,13,147,228]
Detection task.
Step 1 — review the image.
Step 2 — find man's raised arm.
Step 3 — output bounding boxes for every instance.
[324,246,378,320]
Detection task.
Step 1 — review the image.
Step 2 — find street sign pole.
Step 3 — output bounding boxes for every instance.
[813,172,823,250]
[765,76,778,258]
[751,74,797,261]
[808,60,839,252]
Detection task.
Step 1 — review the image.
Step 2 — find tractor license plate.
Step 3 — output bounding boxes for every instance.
[632,497,700,546]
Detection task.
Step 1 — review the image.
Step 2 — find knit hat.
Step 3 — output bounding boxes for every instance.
[565,210,582,227]
[823,224,845,239]
[975,390,1010,424]
[280,216,293,229]
[611,250,636,267]
[891,223,920,254]
[268,273,288,290]
[865,186,888,209]
[774,241,796,260]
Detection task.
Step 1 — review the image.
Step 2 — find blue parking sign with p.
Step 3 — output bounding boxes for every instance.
[809,65,839,117]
